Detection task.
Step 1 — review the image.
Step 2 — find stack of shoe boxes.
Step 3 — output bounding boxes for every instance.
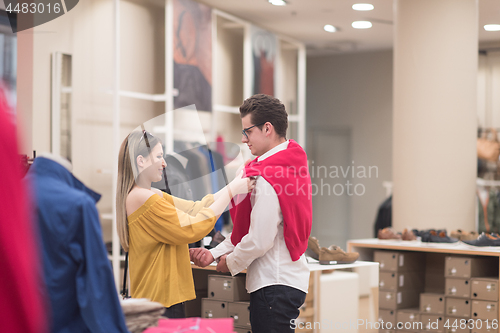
[444,256,498,333]
[201,275,251,333]
[375,251,425,332]
[374,250,500,333]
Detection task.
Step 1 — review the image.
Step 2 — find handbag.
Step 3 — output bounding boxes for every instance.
[477,129,500,162]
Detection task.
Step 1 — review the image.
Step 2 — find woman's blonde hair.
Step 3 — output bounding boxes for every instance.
[116,131,161,252]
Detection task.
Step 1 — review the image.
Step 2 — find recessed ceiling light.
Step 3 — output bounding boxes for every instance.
[352,3,374,11]
[352,21,372,29]
[484,24,500,32]
[324,25,337,33]
[268,0,287,6]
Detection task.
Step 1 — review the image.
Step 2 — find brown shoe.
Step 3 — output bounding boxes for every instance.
[319,245,359,265]
[305,237,320,260]
[378,227,402,240]
[402,228,417,241]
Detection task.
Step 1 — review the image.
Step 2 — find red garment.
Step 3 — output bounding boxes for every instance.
[0,95,48,333]
[230,140,312,261]
[216,135,227,164]
[144,318,234,333]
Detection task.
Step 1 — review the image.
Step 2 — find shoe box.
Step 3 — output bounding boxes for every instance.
[445,257,498,279]
[471,300,499,321]
[379,271,425,291]
[397,308,420,325]
[445,298,471,318]
[208,275,250,302]
[201,298,251,328]
[421,314,445,332]
[202,298,230,319]
[379,309,396,326]
[421,293,446,315]
[471,278,499,302]
[374,251,425,272]
[228,301,251,328]
[443,317,471,333]
[445,278,471,298]
[379,289,420,310]
[471,320,499,333]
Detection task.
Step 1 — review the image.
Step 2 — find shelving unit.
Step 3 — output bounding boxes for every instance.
[348,238,500,326]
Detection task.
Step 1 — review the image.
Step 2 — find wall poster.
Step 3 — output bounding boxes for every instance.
[173,0,212,112]
[251,25,277,96]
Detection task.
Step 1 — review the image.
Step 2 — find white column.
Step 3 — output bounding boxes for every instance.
[392,0,478,231]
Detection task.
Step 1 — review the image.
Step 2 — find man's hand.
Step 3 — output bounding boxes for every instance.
[216,254,230,273]
[189,247,214,268]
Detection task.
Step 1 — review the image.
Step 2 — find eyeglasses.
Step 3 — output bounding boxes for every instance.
[242,122,267,139]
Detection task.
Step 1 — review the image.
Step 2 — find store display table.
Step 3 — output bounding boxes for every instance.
[191,260,379,333]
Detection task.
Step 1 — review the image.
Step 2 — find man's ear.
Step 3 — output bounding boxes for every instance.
[265,123,273,137]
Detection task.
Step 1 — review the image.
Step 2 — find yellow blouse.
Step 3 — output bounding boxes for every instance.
[127,192,216,307]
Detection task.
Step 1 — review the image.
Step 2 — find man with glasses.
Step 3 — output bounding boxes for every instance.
[190,94,313,333]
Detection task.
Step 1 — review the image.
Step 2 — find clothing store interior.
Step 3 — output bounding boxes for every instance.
[4,0,500,332]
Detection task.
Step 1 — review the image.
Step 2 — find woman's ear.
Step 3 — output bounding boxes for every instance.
[137,155,144,168]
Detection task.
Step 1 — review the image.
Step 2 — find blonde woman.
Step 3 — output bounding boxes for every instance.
[116,131,254,318]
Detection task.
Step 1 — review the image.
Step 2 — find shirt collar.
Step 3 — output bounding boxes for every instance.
[258,140,289,162]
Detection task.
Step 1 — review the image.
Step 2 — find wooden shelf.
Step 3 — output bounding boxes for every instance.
[348,238,500,257]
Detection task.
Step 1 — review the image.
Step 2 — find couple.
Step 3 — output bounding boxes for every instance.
[117,94,312,332]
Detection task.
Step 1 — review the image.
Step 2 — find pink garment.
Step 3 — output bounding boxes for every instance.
[0,90,48,333]
[143,318,234,333]
[216,135,227,164]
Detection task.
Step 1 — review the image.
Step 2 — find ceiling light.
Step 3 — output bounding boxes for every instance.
[484,24,500,32]
[268,0,287,6]
[324,25,337,33]
[352,21,372,29]
[352,3,374,11]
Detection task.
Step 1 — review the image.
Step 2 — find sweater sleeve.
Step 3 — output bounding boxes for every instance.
[162,192,214,216]
[131,195,216,245]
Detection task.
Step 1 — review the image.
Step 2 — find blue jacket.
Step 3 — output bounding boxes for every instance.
[26,157,129,333]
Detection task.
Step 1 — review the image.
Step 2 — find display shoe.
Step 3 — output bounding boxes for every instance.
[319,245,359,265]
[463,233,500,246]
[450,229,478,241]
[377,227,402,240]
[428,230,458,243]
[305,236,321,260]
[402,228,417,241]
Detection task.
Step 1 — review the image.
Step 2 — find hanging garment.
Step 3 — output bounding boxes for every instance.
[373,195,393,238]
[477,189,500,234]
[0,100,48,333]
[179,148,211,200]
[152,154,194,200]
[25,157,129,333]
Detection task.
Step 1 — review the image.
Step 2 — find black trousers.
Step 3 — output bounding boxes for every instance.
[162,302,185,318]
[249,285,306,333]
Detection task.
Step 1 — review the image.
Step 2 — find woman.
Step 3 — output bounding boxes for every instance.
[116,131,254,318]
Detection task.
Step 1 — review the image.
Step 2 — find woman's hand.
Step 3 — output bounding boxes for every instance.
[229,170,256,196]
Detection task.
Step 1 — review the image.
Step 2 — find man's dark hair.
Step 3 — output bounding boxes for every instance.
[239,94,288,138]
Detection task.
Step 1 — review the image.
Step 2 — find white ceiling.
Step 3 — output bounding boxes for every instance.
[197,0,500,55]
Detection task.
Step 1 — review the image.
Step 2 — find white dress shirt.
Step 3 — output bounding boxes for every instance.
[210,140,310,294]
